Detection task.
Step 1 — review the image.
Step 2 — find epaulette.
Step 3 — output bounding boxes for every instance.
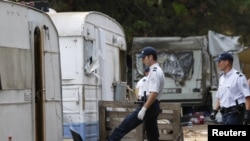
[153,67,157,71]
[236,71,243,77]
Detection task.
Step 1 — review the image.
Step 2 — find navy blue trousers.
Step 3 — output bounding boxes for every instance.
[108,101,160,141]
[222,111,243,125]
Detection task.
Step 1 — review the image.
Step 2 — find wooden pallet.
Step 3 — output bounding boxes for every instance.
[99,101,183,141]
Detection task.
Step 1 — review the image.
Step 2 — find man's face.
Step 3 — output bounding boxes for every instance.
[217,60,228,71]
[144,71,149,76]
[142,55,150,66]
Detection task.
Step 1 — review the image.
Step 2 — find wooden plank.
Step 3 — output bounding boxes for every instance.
[106,130,138,140]
[158,124,173,129]
[99,101,137,108]
[158,113,174,119]
[106,120,124,128]
[160,103,181,110]
[99,107,106,141]
[159,134,174,140]
[99,101,182,141]
[136,124,144,141]
[172,107,181,141]
[107,111,133,118]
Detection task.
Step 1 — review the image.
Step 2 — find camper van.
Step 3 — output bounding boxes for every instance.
[48,11,127,140]
[0,1,63,141]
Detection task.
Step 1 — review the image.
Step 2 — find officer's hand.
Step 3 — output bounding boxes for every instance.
[243,110,250,125]
[137,107,147,120]
[210,110,218,120]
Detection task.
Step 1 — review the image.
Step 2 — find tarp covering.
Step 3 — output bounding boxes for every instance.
[208,30,243,71]
[238,48,250,78]
[208,30,242,56]
[159,51,193,82]
[238,48,250,64]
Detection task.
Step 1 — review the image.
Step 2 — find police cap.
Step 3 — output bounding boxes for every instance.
[138,46,157,58]
[214,52,233,62]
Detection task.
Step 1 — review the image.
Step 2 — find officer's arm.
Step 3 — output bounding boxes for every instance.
[247,78,250,110]
[215,98,220,110]
[243,96,250,124]
[210,98,220,120]
[245,96,250,110]
[143,92,157,109]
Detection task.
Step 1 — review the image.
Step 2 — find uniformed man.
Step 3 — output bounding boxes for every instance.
[210,52,250,125]
[107,46,165,141]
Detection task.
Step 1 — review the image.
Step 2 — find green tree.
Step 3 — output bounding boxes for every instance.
[11,0,250,50]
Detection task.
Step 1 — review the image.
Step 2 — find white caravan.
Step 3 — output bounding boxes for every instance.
[0,1,63,141]
[48,11,127,140]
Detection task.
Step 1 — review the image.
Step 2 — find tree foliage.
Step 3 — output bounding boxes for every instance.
[13,0,250,51]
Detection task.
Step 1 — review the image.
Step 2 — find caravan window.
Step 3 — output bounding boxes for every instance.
[159,51,193,82]
[135,51,194,83]
[84,39,98,75]
[0,47,32,90]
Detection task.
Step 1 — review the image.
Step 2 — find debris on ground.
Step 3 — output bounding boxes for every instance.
[182,124,208,141]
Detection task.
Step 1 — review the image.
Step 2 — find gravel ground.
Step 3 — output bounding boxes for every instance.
[63,139,73,141]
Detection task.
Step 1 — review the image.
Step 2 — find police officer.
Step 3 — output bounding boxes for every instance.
[107,46,165,141]
[210,52,250,125]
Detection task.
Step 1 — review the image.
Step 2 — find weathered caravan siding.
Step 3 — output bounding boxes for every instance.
[0,1,63,141]
[48,12,127,141]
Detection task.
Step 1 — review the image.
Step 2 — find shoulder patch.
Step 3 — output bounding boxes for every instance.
[243,83,247,89]
[153,67,157,71]
[236,71,243,77]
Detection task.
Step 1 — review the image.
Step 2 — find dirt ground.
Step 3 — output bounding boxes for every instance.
[182,124,208,141]
[64,124,210,141]
[63,139,73,141]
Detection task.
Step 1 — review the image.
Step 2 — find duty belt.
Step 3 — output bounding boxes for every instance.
[134,96,159,106]
[220,106,238,114]
[138,96,159,103]
[220,103,245,114]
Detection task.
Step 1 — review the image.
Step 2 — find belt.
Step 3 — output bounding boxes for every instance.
[221,106,238,114]
[138,96,159,102]
[220,103,245,114]
[138,96,147,101]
